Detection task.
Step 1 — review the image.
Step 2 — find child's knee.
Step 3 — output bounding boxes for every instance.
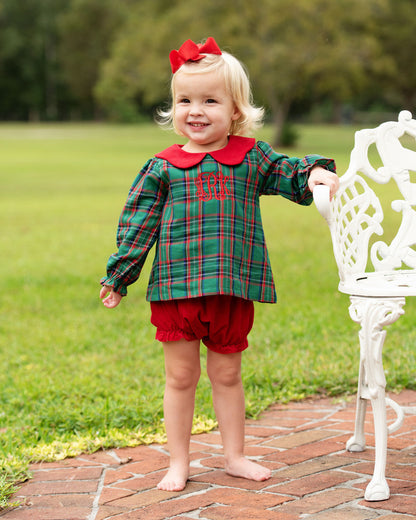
[207,362,241,387]
[166,365,200,391]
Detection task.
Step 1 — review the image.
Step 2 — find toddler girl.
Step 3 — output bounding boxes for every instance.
[100,37,339,492]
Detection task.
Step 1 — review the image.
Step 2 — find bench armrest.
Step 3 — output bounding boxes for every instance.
[313,184,332,223]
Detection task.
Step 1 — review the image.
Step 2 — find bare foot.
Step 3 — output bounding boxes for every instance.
[157,463,189,492]
[225,457,271,482]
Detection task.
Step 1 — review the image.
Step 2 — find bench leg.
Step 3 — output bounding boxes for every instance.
[346,360,367,452]
[348,296,405,501]
[366,390,389,501]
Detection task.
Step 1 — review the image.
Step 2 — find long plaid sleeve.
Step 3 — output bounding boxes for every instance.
[101,159,168,296]
[257,141,336,203]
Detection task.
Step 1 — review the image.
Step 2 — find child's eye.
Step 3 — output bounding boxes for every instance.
[206,99,217,104]
[178,98,190,103]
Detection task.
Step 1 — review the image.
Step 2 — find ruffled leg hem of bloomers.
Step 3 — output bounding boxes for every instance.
[204,340,249,354]
[155,330,196,343]
[155,330,248,354]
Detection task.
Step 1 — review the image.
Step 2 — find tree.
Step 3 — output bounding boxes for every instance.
[212,0,390,140]
[96,0,389,143]
[373,0,416,111]
[95,0,180,121]
[58,0,128,118]
[0,0,69,120]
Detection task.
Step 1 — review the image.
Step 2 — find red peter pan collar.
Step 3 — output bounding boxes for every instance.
[155,135,256,168]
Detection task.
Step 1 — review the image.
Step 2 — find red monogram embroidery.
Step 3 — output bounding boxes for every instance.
[194,171,231,201]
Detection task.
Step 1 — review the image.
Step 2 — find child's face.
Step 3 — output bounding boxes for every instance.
[173,70,241,153]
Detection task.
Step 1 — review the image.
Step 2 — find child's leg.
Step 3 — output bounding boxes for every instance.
[158,339,201,491]
[207,349,271,481]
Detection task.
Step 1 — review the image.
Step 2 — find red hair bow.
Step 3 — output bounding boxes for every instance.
[169,37,222,73]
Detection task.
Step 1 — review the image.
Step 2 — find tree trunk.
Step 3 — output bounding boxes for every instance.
[271,101,291,148]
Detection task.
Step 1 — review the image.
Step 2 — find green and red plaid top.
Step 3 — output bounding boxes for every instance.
[101,136,336,302]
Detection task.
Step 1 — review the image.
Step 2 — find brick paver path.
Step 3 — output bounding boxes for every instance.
[2,391,416,519]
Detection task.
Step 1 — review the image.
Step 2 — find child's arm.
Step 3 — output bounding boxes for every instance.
[100,286,123,308]
[101,159,168,299]
[308,166,339,200]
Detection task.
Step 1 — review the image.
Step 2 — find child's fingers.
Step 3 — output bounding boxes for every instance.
[102,295,116,308]
[309,170,339,200]
[103,297,116,308]
[100,286,110,299]
[100,288,122,308]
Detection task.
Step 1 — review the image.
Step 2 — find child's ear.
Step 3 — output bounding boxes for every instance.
[231,105,241,121]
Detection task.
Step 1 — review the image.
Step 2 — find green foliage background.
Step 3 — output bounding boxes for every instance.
[1,0,416,139]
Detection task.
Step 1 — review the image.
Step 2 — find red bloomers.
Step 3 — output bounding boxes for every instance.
[150,295,254,354]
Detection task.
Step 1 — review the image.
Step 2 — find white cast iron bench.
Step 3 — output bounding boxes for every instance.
[314,110,416,501]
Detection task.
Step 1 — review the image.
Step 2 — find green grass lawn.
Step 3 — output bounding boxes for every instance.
[1,121,415,507]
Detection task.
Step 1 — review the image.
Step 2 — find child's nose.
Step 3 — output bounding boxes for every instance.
[189,102,203,115]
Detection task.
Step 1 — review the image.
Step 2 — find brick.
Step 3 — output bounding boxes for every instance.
[265,429,337,449]
[309,506,379,519]
[30,458,97,470]
[363,495,416,515]
[294,420,341,433]
[112,475,164,492]
[98,486,134,505]
[23,494,94,508]
[377,514,415,520]
[329,433,354,445]
[254,413,309,429]
[77,451,120,465]
[349,461,416,481]
[189,449,215,460]
[110,482,209,509]
[16,480,98,496]
[191,469,272,490]
[324,420,356,432]
[393,450,416,464]
[278,488,362,515]
[245,425,286,438]
[203,487,294,508]
[188,440,213,453]
[271,455,359,480]
[137,493,217,520]
[269,439,345,465]
[244,445,279,457]
[394,416,416,435]
[198,455,224,469]
[284,409,330,419]
[103,467,135,486]
[95,506,127,520]
[330,410,360,422]
[190,431,222,445]
[388,479,416,495]
[269,470,359,497]
[110,445,155,462]
[388,390,416,405]
[388,433,416,450]
[110,465,209,493]
[0,508,91,520]
[201,504,297,520]
[109,455,169,476]
[31,466,103,482]
[338,449,375,462]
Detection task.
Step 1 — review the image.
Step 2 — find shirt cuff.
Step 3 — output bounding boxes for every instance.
[100,277,128,296]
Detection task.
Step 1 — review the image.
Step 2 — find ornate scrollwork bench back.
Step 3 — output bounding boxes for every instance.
[314,110,416,501]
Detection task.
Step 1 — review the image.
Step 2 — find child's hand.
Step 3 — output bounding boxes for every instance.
[308,166,339,200]
[100,286,122,308]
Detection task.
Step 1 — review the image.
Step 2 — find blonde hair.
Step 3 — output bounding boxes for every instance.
[157,51,264,136]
